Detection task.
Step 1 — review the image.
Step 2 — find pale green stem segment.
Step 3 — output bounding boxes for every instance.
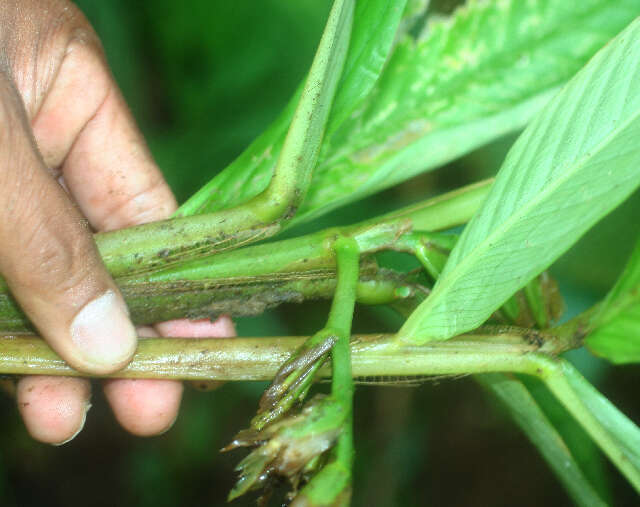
[0,332,553,380]
[140,179,491,284]
[294,237,360,505]
[4,340,637,492]
[326,238,358,464]
[368,178,492,231]
[5,331,638,493]
[93,0,355,278]
[538,359,640,494]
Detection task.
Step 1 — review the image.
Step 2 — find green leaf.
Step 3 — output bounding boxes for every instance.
[398,17,640,344]
[586,236,640,363]
[479,373,608,507]
[177,0,639,226]
[325,0,409,138]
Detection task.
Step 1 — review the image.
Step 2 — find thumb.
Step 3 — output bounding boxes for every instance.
[0,72,136,374]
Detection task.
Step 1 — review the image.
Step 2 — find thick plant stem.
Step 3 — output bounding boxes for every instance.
[4,332,638,495]
[0,266,416,332]
[0,180,490,329]
[132,179,491,285]
[368,178,492,231]
[93,0,354,278]
[0,333,553,380]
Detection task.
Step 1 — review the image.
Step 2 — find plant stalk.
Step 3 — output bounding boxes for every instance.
[326,238,359,469]
[0,180,491,330]
[92,0,354,278]
[0,332,555,380]
[537,358,640,493]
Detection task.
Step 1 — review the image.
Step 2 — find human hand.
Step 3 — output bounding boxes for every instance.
[0,0,232,444]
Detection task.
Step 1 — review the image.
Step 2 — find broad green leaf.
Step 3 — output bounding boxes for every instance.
[586,236,640,363]
[325,0,409,137]
[177,0,639,226]
[398,17,640,344]
[479,373,608,507]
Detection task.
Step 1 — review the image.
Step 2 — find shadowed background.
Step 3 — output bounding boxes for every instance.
[0,1,638,506]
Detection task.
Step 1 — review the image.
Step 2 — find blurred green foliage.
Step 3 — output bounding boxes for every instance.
[0,1,638,506]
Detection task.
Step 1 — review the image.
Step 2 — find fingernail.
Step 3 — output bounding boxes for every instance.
[70,290,137,370]
[52,401,92,447]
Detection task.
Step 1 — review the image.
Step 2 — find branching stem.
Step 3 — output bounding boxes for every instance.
[326,237,359,469]
[93,0,355,278]
[0,332,559,380]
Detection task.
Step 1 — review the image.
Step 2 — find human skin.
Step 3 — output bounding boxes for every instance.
[0,0,232,443]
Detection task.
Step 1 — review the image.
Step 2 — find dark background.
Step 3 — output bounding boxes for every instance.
[0,1,638,506]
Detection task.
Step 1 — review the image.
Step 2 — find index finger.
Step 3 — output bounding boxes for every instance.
[31,35,177,231]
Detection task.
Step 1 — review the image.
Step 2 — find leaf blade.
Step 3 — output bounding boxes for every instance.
[586,237,640,363]
[292,0,640,225]
[176,0,639,225]
[398,17,640,344]
[479,373,608,507]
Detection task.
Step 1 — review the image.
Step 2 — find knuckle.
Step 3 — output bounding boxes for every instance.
[31,1,99,53]
[61,34,111,95]
[0,0,106,114]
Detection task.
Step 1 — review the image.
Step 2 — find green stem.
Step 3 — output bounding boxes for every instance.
[1,180,492,331]
[327,237,359,468]
[250,236,361,431]
[138,179,490,284]
[93,0,354,278]
[536,358,640,493]
[95,175,491,283]
[552,304,601,349]
[369,178,492,231]
[0,332,551,380]
[0,264,415,332]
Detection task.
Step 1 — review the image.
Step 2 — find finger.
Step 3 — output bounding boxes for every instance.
[30,35,176,231]
[154,315,237,338]
[17,376,91,445]
[103,377,183,437]
[35,33,184,436]
[103,326,183,436]
[0,71,137,374]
